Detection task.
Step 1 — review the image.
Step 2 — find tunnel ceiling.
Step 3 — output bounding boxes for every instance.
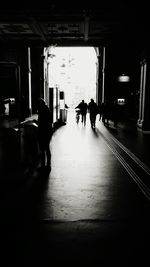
[0,1,148,48]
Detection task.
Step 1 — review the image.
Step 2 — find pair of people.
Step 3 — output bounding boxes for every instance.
[75,100,88,125]
[75,99,99,128]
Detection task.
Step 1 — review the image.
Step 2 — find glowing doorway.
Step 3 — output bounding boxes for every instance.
[45,46,99,108]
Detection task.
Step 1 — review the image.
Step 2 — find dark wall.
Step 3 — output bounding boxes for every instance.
[0,46,29,119]
[0,45,43,119]
[104,41,141,119]
[30,47,44,114]
[0,40,143,121]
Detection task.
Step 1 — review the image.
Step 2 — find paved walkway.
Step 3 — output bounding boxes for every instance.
[1,110,150,266]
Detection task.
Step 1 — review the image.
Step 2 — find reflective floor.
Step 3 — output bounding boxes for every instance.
[1,110,150,266]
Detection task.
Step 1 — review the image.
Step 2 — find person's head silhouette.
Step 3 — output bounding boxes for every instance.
[37,98,47,113]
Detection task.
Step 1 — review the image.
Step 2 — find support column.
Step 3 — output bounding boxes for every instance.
[28,47,32,116]
[95,46,104,106]
[16,64,21,124]
[137,59,150,131]
[102,46,105,103]
[94,47,99,105]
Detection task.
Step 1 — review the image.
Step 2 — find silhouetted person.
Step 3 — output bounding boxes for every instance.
[88,98,98,128]
[98,102,103,121]
[65,103,69,122]
[102,101,110,126]
[75,100,88,125]
[0,98,5,116]
[36,98,53,170]
[113,100,119,127]
[75,108,80,124]
[65,104,69,109]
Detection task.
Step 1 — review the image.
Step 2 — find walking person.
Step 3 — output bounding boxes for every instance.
[75,100,88,125]
[88,98,99,128]
[75,108,80,124]
[36,98,53,171]
[102,101,110,126]
[113,100,119,127]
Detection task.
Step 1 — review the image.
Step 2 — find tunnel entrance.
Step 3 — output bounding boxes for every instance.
[44,46,98,108]
[43,46,100,124]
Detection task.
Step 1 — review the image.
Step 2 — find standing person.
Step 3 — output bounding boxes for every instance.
[98,102,103,121]
[102,101,111,126]
[75,100,88,125]
[113,100,119,127]
[36,98,53,170]
[0,98,5,116]
[88,98,99,128]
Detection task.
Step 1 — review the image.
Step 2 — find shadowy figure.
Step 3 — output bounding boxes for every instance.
[75,108,80,124]
[0,98,5,116]
[65,104,69,109]
[36,98,53,170]
[88,98,99,128]
[113,100,119,127]
[65,103,69,123]
[102,101,111,126]
[98,102,103,121]
[75,100,88,125]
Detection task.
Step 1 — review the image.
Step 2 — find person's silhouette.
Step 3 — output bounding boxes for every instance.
[36,98,53,170]
[88,99,98,128]
[75,100,88,125]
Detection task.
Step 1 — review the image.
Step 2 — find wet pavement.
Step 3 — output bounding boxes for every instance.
[1,110,150,266]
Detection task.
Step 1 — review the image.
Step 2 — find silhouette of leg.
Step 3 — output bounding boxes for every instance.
[46,145,51,167]
[93,117,96,128]
[81,114,84,123]
[83,114,86,125]
[41,150,46,167]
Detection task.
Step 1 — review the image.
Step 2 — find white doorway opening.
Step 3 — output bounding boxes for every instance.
[44,46,99,108]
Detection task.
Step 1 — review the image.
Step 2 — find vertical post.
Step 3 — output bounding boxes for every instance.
[28,47,32,116]
[141,63,147,122]
[17,64,21,124]
[137,60,147,129]
[94,47,100,105]
[14,63,21,125]
[46,62,50,107]
[16,64,22,163]
[138,64,143,125]
[95,60,99,104]
[102,46,105,103]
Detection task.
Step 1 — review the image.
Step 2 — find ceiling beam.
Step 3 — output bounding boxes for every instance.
[29,17,47,42]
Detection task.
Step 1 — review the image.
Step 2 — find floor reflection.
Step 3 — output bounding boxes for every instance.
[37,110,120,221]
